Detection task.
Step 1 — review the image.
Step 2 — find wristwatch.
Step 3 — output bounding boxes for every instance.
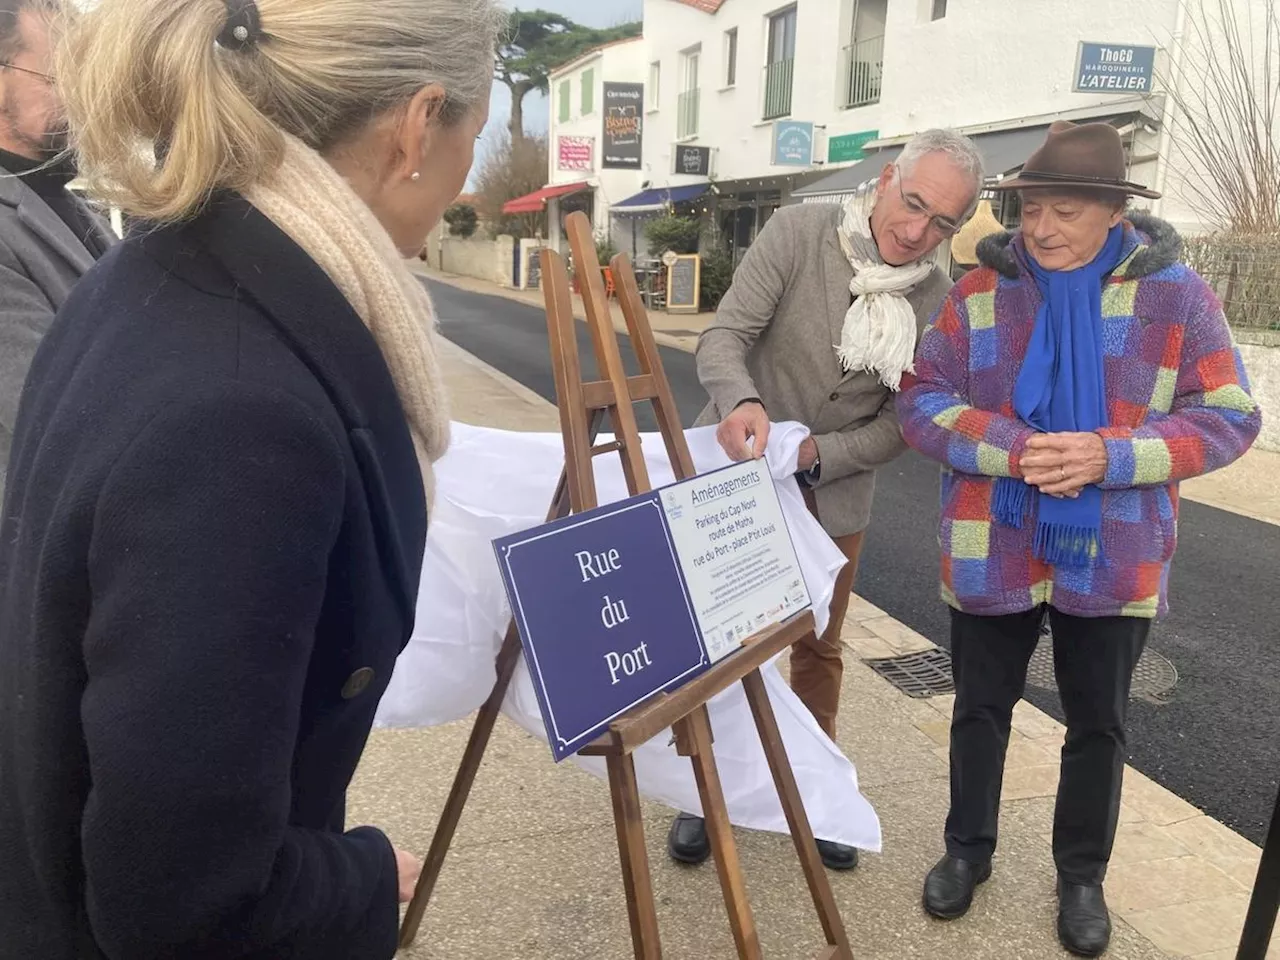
[798,452,821,487]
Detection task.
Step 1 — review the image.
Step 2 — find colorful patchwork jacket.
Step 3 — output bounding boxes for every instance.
[896,213,1261,620]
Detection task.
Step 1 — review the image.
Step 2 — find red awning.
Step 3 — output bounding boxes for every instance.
[502,181,590,215]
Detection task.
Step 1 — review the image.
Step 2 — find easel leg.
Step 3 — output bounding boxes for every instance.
[400,477,575,947]
[678,706,763,960]
[398,621,524,947]
[741,667,851,958]
[607,753,663,959]
[1235,783,1280,958]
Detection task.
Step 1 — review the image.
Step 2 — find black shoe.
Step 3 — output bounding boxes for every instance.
[816,839,859,871]
[667,812,709,865]
[1057,880,1111,957]
[922,854,992,919]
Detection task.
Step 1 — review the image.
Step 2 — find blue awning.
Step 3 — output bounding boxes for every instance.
[613,183,709,212]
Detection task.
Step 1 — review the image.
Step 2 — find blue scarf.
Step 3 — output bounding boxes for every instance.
[992,224,1126,567]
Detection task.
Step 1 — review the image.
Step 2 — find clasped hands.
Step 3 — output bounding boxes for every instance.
[717,404,1107,497]
[1019,432,1108,498]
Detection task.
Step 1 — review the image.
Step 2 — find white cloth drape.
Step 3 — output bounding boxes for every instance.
[374,421,883,851]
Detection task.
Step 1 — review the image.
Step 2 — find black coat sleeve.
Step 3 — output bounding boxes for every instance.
[79,383,399,960]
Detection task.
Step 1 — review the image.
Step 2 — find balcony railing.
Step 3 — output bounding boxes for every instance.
[677,88,700,139]
[842,34,884,108]
[761,58,794,121]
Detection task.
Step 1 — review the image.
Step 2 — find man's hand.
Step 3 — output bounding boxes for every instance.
[716,401,770,461]
[797,437,818,472]
[1020,432,1108,497]
[395,846,423,904]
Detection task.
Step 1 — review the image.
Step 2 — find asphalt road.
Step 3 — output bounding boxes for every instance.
[427,278,1280,846]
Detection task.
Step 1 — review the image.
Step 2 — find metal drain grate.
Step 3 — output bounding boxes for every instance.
[864,648,955,698]
[865,629,1178,706]
[1027,626,1179,705]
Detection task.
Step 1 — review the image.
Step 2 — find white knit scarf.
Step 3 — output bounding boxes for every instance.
[245,135,451,506]
[834,193,936,391]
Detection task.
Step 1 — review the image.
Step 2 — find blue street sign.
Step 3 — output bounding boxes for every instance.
[494,496,709,761]
[1073,41,1156,94]
[773,120,814,166]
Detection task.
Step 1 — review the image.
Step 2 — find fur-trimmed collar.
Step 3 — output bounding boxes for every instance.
[975,211,1183,281]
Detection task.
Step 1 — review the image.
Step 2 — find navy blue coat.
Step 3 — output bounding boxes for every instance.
[0,194,427,959]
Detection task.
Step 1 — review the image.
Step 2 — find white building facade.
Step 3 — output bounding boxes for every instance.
[538,36,649,258]
[634,0,1268,260]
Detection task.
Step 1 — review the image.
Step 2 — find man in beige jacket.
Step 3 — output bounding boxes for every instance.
[672,129,984,871]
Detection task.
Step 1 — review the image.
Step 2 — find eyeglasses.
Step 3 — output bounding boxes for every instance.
[894,166,962,236]
[0,63,54,84]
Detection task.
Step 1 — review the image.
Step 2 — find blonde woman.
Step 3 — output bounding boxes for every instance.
[0,0,501,957]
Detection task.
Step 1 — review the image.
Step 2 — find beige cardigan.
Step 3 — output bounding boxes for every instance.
[694,202,952,538]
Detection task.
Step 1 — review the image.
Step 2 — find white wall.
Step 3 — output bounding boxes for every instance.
[863,0,1177,135]
[547,37,648,247]
[641,0,847,188]
[639,0,1275,237]
[641,0,1185,186]
[424,232,514,288]
[874,0,1278,237]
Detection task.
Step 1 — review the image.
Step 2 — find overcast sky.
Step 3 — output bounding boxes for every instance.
[471,0,644,186]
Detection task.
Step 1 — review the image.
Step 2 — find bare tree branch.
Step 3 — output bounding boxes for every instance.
[1159,0,1280,233]
[473,130,551,240]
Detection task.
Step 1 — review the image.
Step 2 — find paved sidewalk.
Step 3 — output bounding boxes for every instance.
[347,336,1276,959]
[415,266,1280,530]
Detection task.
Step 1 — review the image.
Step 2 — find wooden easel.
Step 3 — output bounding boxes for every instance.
[1236,783,1279,958]
[400,210,851,959]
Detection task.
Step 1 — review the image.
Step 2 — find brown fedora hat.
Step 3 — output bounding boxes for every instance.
[990,120,1160,199]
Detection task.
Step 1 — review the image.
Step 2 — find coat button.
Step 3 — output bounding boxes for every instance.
[829,391,840,401]
[341,667,375,699]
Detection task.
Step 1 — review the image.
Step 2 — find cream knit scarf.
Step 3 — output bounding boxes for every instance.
[245,134,451,506]
[834,193,936,392]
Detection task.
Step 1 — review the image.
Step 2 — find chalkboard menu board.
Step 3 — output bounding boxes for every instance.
[666,255,701,314]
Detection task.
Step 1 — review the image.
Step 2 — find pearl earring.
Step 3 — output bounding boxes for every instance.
[410,171,421,181]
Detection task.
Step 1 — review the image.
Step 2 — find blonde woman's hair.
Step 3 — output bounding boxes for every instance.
[55,0,505,222]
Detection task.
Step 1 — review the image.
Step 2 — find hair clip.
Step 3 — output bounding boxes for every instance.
[217,0,262,53]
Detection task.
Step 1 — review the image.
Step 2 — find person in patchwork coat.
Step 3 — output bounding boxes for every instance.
[896,121,1260,958]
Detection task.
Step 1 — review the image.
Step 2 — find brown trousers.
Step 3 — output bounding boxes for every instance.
[792,488,865,740]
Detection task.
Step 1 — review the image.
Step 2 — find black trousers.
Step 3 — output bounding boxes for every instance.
[944,606,1150,884]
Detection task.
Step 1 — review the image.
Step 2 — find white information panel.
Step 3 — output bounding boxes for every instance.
[660,458,811,662]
